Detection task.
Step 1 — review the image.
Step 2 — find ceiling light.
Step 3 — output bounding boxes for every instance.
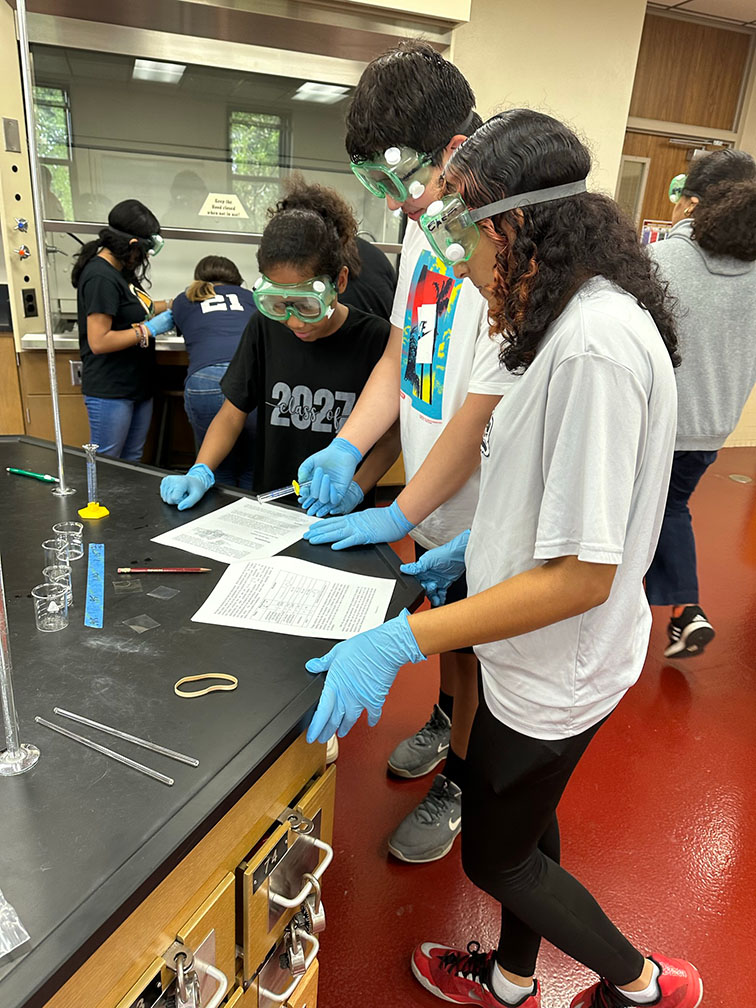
[132,59,186,85]
[292,81,350,104]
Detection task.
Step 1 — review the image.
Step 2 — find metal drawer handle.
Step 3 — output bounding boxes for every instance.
[196,962,228,1008]
[269,836,333,909]
[258,928,319,1004]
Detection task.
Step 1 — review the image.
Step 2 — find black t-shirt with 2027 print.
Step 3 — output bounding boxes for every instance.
[220,305,389,494]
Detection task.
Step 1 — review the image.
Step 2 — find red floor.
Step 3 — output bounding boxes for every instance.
[318,447,756,1008]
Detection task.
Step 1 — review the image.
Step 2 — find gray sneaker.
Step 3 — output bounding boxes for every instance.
[387,704,451,778]
[388,773,462,863]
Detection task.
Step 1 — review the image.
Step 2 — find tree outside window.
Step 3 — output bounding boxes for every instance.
[229,109,287,231]
[33,85,74,220]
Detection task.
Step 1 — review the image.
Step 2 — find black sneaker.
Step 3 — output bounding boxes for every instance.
[387,703,451,778]
[388,773,461,863]
[664,605,715,658]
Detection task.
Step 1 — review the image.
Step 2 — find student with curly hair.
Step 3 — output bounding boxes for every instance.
[303,110,702,1008]
[159,176,397,510]
[646,148,756,657]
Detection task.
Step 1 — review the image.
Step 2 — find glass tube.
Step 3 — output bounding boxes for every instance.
[257,480,311,505]
[83,443,99,502]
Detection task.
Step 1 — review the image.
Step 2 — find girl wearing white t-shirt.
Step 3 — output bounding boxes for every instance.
[303,111,702,1008]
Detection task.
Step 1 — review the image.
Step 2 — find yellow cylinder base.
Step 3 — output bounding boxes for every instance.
[78,501,110,519]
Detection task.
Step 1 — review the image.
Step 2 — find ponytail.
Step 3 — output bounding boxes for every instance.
[258,173,361,280]
[693,180,756,261]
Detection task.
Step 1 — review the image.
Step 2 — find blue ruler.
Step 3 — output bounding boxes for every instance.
[84,543,105,629]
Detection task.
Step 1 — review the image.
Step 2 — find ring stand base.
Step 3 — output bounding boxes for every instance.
[52,485,76,496]
[0,743,41,776]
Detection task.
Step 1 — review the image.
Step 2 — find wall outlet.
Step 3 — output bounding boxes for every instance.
[21,287,37,318]
[69,359,82,386]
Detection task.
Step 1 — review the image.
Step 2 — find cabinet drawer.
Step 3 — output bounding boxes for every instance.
[240,766,335,982]
[111,874,235,1008]
[246,946,319,1007]
[25,393,91,446]
[20,350,83,394]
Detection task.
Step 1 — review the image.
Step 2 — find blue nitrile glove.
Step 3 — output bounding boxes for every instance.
[159,462,215,511]
[297,437,363,508]
[305,609,426,743]
[400,529,470,607]
[144,309,174,337]
[302,499,414,550]
[301,480,364,518]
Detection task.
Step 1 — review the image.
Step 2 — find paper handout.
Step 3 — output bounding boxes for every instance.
[152,498,318,564]
[191,555,396,639]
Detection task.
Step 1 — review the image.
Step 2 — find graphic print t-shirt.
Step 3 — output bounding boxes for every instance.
[221,305,390,493]
[77,256,155,400]
[172,284,257,378]
[392,220,513,548]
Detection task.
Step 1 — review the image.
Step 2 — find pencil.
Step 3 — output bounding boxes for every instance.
[116,567,211,573]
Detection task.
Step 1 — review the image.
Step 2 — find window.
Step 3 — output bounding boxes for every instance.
[229,109,288,232]
[33,85,74,220]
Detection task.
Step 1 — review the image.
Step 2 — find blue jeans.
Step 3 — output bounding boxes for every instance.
[645,449,718,606]
[83,395,153,461]
[184,364,256,489]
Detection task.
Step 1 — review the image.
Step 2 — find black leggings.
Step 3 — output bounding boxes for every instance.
[461,687,645,986]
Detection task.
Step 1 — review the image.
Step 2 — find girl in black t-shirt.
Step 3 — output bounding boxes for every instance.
[71,199,174,460]
[160,176,399,510]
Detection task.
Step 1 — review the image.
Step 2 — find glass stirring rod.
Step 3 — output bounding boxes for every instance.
[257,479,312,505]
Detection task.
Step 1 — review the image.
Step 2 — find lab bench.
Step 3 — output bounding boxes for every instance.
[0,437,421,1008]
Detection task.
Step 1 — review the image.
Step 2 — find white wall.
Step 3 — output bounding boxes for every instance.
[452,0,648,196]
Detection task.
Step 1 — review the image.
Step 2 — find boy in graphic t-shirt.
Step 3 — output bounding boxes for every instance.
[298,42,513,864]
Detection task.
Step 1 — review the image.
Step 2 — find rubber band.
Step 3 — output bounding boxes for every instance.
[174,673,239,698]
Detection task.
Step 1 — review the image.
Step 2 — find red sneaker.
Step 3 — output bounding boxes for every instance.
[570,955,703,1008]
[411,940,540,1006]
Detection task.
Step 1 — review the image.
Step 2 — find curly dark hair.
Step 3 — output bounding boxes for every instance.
[345,39,481,164]
[258,173,360,280]
[444,110,680,372]
[684,149,756,260]
[71,198,159,288]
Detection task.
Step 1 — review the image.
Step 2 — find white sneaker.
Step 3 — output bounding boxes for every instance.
[325,734,339,764]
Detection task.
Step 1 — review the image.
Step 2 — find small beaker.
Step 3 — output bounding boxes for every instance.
[42,564,73,607]
[51,521,84,560]
[42,537,71,566]
[31,583,69,632]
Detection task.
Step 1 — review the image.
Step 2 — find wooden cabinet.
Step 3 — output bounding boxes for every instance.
[0,333,23,435]
[18,349,88,446]
[43,733,329,1008]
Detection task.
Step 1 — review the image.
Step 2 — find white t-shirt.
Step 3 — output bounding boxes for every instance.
[391,220,512,549]
[466,278,677,740]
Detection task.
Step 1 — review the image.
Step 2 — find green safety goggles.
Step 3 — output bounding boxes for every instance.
[147,233,164,256]
[419,179,589,265]
[668,174,690,204]
[252,274,338,323]
[350,146,440,203]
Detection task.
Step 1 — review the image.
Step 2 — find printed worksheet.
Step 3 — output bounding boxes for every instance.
[152,498,318,564]
[192,556,396,639]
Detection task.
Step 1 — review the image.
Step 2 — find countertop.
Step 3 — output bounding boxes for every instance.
[0,437,421,1008]
[20,332,185,351]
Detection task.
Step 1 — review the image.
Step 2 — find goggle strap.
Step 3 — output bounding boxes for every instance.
[468,179,588,222]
